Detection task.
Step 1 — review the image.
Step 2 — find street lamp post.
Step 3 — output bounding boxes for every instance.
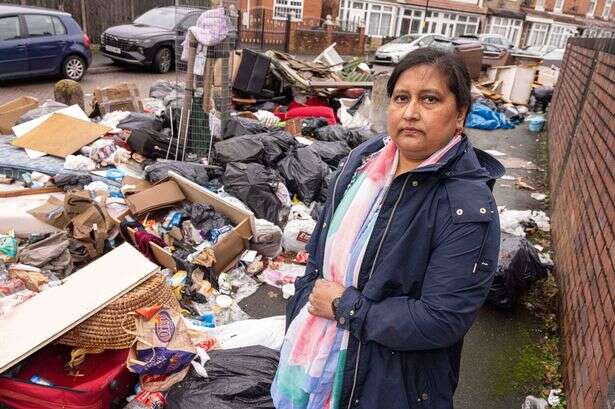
[421,0,431,33]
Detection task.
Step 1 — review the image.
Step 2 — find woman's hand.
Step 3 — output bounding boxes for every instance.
[308,279,346,320]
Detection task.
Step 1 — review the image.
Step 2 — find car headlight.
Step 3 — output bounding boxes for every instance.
[129,38,153,45]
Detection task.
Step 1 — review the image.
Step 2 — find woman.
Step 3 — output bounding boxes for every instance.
[272,48,503,409]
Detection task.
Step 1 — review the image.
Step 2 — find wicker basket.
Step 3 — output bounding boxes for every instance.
[57,273,181,349]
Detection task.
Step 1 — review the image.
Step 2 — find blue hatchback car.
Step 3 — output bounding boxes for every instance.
[0,5,92,81]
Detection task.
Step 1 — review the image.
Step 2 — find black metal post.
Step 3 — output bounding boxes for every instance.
[284,14,291,52]
[422,0,430,33]
[260,8,266,51]
[236,9,242,48]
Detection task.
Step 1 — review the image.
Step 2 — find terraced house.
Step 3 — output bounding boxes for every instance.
[238,0,614,50]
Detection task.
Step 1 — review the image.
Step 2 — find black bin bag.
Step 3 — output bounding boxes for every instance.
[214,135,265,164]
[165,346,279,409]
[486,232,549,309]
[277,147,330,205]
[223,162,286,225]
[308,140,351,167]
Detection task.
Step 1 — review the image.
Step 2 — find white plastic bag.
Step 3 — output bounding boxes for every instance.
[282,205,316,253]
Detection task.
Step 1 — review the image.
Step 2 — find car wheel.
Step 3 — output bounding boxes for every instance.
[153,47,173,73]
[63,55,86,81]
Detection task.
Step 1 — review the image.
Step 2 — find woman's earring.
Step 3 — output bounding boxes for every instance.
[455,127,462,137]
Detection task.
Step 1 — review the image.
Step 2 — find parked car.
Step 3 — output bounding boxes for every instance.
[478,34,515,50]
[523,44,557,56]
[541,48,565,68]
[101,6,203,73]
[0,5,92,81]
[374,34,450,64]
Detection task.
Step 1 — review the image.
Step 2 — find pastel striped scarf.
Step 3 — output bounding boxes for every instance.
[271,140,398,409]
[271,135,461,409]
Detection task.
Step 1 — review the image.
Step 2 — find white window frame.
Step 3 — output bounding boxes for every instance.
[273,0,303,20]
[366,3,394,37]
[602,0,613,18]
[604,0,613,17]
[527,22,549,46]
[339,1,368,26]
[487,16,522,46]
[535,0,545,11]
[398,7,425,35]
[548,24,576,47]
[554,0,564,12]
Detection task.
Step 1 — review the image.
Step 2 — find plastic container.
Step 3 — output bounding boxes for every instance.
[528,115,546,132]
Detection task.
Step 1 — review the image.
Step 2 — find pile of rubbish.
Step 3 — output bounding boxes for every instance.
[0,25,556,409]
[0,35,381,407]
[467,64,557,131]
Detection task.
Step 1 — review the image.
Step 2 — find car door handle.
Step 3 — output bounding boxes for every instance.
[15,44,26,49]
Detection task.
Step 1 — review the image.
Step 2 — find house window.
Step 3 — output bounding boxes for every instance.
[527,22,549,46]
[273,0,303,20]
[339,1,367,26]
[604,0,613,17]
[554,0,564,11]
[587,0,597,14]
[548,24,576,47]
[487,16,522,45]
[400,8,424,35]
[535,0,545,10]
[367,4,393,37]
[454,14,479,36]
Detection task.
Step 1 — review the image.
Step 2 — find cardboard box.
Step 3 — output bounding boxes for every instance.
[93,83,143,115]
[0,96,38,134]
[125,172,255,276]
[537,66,559,87]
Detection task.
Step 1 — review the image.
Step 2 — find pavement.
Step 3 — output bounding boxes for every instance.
[0,49,176,106]
[242,124,550,409]
[0,56,548,408]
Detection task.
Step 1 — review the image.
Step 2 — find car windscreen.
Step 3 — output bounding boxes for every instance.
[134,8,182,30]
[390,35,419,44]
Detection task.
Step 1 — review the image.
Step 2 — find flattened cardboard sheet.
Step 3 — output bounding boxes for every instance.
[0,243,158,373]
[125,180,186,215]
[11,113,110,158]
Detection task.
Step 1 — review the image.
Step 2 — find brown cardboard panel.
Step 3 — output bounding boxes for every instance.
[211,229,243,274]
[125,180,186,215]
[0,243,158,372]
[0,96,38,134]
[122,176,153,196]
[150,241,177,271]
[11,113,110,158]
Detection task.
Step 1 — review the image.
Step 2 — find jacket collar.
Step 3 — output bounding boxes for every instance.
[348,134,504,180]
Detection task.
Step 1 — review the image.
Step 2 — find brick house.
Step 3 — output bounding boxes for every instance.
[236,0,324,20]
[235,0,613,52]
[483,0,526,47]
[518,0,615,50]
[335,0,486,39]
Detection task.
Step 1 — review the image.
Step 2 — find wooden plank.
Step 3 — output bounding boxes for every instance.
[0,186,62,198]
[0,243,158,372]
[308,81,373,89]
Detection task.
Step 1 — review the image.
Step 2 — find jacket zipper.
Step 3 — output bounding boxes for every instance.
[346,175,411,409]
[331,149,355,210]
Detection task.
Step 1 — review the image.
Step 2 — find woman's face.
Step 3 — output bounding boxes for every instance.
[387,64,467,162]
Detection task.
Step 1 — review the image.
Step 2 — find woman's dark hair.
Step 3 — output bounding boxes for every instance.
[386,47,472,112]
